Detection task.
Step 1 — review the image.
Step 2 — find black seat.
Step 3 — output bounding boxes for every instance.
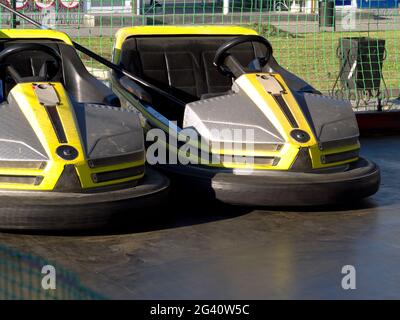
[0,40,120,107]
[119,36,260,103]
[118,35,319,123]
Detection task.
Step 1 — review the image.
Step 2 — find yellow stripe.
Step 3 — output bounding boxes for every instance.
[235,73,316,146]
[0,29,73,45]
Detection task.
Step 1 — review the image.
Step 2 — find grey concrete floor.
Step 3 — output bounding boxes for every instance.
[0,136,399,299]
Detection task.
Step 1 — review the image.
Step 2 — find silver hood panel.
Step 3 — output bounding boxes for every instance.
[184,85,359,147]
[183,92,284,145]
[74,103,145,159]
[0,97,48,161]
[299,93,359,142]
[0,96,144,163]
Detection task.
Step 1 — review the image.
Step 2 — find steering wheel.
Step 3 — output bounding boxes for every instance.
[0,43,62,84]
[213,35,273,78]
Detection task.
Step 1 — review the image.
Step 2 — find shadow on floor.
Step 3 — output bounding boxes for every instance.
[4,191,381,237]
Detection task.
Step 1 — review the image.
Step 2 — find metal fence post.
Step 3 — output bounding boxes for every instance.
[11,0,17,29]
[134,0,142,15]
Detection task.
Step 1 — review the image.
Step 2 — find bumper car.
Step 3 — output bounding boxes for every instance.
[0,29,169,230]
[111,26,380,206]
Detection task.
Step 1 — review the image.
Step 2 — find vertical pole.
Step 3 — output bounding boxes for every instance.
[11,0,17,29]
[223,0,229,14]
[136,0,142,15]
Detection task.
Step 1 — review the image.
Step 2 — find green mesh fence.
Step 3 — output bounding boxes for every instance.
[0,0,399,110]
[0,244,103,299]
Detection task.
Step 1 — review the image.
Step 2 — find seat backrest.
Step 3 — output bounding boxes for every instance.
[119,36,258,102]
[0,40,120,107]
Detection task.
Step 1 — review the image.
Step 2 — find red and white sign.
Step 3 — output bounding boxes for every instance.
[6,0,29,10]
[4,0,80,10]
[34,0,55,9]
[59,0,79,8]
